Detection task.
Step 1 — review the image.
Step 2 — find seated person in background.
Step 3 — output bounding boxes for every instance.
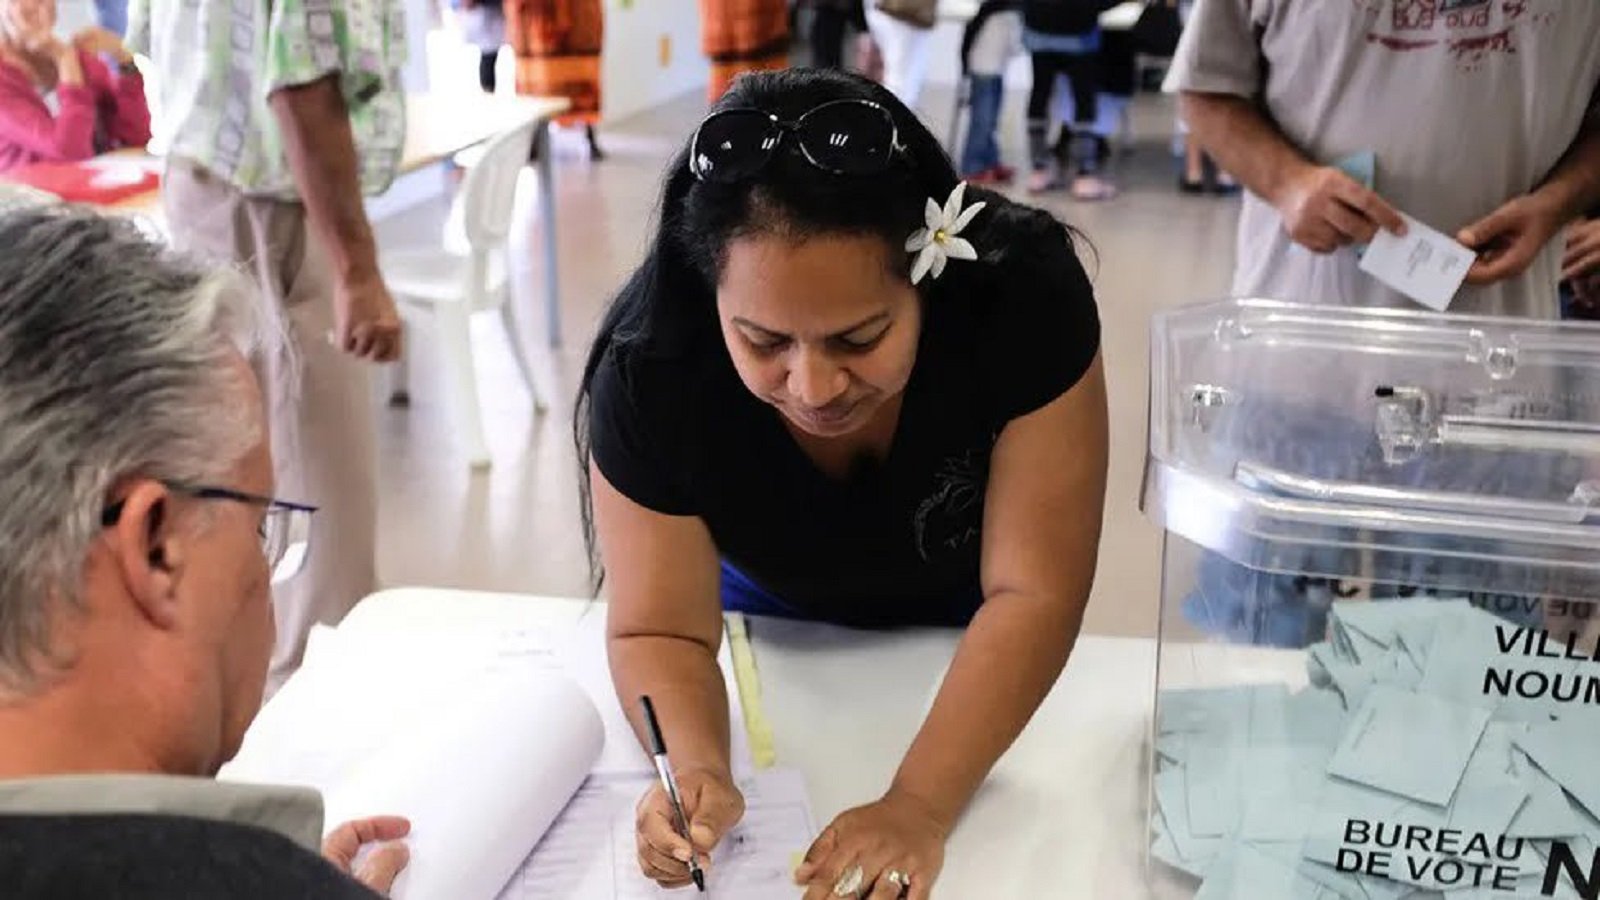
[0,207,408,899]
[578,69,1108,899]
[0,0,149,172]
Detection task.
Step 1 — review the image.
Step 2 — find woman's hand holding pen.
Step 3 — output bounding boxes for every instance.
[634,766,745,889]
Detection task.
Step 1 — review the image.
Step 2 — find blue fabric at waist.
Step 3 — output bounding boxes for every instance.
[719,560,983,627]
[1022,27,1101,54]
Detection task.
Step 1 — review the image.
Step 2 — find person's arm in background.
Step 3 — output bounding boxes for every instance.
[1458,115,1600,286]
[796,357,1109,900]
[267,75,401,362]
[0,40,97,162]
[1180,93,1405,252]
[1168,0,1404,253]
[69,30,150,148]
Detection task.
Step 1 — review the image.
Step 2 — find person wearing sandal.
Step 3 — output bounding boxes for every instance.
[1171,0,1234,197]
[957,0,1022,185]
[1022,0,1121,200]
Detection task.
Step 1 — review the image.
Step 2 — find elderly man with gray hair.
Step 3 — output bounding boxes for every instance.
[0,204,408,898]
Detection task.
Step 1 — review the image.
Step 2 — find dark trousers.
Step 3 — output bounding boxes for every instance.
[1026,50,1100,173]
[478,51,498,93]
[811,6,851,68]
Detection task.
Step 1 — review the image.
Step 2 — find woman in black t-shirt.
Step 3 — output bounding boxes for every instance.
[576,69,1107,899]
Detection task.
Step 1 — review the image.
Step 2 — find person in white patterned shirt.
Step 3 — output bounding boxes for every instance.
[128,0,408,689]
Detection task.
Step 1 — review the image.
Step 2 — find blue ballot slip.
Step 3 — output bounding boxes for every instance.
[1334,151,1377,257]
[1327,685,1491,807]
[1152,598,1600,899]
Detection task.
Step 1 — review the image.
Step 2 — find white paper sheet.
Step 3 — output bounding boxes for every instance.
[1358,212,1476,311]
[220,612,772,900]
[322,675,603,900]
[223,639,605,900]
[497,768,815,900]
[284,612,756,778]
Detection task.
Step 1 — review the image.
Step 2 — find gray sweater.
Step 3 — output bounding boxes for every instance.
[0,813,382,899]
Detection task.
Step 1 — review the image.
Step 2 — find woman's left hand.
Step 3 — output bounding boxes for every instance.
[794,789,948,900]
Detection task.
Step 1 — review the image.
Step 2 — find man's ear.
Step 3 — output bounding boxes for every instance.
[106,480,185,629]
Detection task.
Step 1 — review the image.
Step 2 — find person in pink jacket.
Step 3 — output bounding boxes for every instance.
[0,0,150,173]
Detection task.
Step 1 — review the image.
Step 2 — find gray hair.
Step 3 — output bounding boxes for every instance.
[0,206,268,690]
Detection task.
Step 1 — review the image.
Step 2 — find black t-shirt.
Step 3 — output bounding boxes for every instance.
[590,240,1100,628]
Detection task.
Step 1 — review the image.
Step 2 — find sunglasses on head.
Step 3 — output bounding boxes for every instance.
[690,99,906,183]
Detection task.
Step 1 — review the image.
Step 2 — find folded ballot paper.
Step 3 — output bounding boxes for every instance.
[221,611,814,900]
[1153,599,1600,900]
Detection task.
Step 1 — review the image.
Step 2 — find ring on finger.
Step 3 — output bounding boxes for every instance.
[832,864,865,897]
[885,869,910,889]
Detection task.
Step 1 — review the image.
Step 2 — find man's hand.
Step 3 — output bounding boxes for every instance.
[1563,218,1600,284]
[72,26,133,63]
[1457,193,1567,286]
[322,816,412,896]
[268,75,399,364]
[333,273,403,362]
[1274,165,1406,254]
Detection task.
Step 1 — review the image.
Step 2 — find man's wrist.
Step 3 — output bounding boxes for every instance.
[1263,158,1315,211]
[1531,177,1590,226]
[328,236,383,287]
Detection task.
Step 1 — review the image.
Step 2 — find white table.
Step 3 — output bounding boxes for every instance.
[332,588,1306,897]
[938,0,1143,25]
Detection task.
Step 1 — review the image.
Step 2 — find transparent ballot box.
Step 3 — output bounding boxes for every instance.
[1140,300,1600,899]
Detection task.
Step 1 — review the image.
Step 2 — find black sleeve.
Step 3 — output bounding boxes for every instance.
[588,347,699,516]
[980,237,1101,426]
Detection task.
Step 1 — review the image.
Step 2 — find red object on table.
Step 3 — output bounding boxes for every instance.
[2,158,160,205]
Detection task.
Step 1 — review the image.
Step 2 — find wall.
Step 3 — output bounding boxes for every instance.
[599,0,711,123]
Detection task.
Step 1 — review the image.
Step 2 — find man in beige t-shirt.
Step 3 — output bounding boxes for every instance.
[1169,0,1600,318]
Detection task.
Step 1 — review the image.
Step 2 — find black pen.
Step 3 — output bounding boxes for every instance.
[640,695,706,892]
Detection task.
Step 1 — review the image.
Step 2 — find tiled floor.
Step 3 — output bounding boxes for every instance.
[369,86,1240,639]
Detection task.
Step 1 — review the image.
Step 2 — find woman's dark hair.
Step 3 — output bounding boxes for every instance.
[574,67,1086,587]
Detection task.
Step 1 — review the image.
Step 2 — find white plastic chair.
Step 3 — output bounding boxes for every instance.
[381,119,550,470]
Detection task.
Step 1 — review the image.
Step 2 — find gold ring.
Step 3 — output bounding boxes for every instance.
[832,864,865,897]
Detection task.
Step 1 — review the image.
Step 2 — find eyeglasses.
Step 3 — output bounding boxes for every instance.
[101,483,318,585]
[689,99,905,183]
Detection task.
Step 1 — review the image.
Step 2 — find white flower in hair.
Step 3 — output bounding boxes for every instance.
[905,181,986,285]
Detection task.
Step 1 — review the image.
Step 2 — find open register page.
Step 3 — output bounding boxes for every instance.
[220,608,812,899]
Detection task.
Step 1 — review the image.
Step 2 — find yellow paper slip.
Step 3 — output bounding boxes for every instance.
[725,612,778,768]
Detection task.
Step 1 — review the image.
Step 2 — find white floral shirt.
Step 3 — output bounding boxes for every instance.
[128,0,407,200]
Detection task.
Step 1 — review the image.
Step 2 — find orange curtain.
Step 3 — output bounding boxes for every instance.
[507,0,605,125]
[699,0,790,101]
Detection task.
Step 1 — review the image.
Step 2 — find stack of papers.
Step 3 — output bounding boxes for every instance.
[1153,599,1600,899]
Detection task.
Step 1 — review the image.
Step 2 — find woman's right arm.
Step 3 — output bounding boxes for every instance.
[592,463,746,887]
[0,45,96,163]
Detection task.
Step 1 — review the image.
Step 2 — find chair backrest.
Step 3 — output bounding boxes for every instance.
[453,119,540,252]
